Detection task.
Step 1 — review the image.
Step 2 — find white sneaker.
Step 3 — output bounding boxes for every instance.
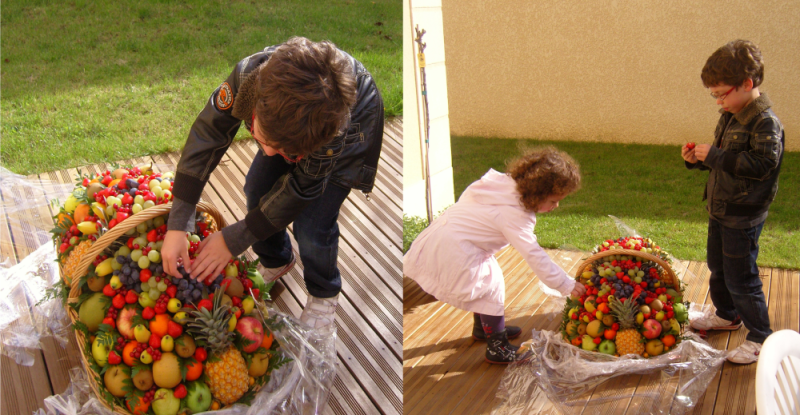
[299,294,339,329]
[727,340,761,364]
[257,254,296,283]
[690,314,743,331]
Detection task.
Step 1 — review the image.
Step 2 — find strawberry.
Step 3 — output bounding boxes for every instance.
[167,321,183,338]
[112,294,126,309]
[125,290,138,304]
[197,299,213,311]
[108,351,122,365]
[103,284,116,297]
[173,384,187,399]
[251,288,260,298]
[139,269,152,283]
[102,317,116,329]
[166,285,177,299]
[194,347,207,362]
[686,142,696,150]
[149,334,161,349]
[593,336,602,345]
[142,307,155,320]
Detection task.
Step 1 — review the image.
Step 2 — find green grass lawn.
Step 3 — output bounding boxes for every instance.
[407,136,799,269]
[1,0,401,175]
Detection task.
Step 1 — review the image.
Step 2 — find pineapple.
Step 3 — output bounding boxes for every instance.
[186,290,249,405]
[609,296,645,356]
[62,239,93,283]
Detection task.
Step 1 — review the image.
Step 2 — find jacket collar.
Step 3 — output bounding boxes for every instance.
[721,93,772,125]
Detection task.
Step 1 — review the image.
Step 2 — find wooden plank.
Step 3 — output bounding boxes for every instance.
[403,249,582,414]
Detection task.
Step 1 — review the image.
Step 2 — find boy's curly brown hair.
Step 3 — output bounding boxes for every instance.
[255,37,357,156]
[701,40,764,88]
[506,147,581,212]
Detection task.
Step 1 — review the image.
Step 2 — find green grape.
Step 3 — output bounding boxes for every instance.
[143,200,155,209]
[146,219,154,227]
[136,223,148,234]
[157,281,167,292]
[148,179,161,191]
[134,195,144,205]
[124,228,136,236]
[152,186,164,198]
[111,260,123,271]
[160,180,171,190]
[163,190,172,201]
[155,241,163,250]
[189,234,201,243]
[105,205,116,217]
[637,271,645,278]
[148,250,161,262]
[132,204,143,214]
[130,249,143,262]
[134,237,148,248]
[148,278,157,288]
[138,256,151,269]
[153,216,165,228]
[614,266,622,273]
[117,246,131,257]
[149,289,160,300]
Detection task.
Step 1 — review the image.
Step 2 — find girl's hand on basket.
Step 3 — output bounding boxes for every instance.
[570,281,587,298]
[192,232,231,283]
[163,230,192,278]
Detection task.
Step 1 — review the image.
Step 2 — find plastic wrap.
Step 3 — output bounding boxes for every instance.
[493,329,727,415]
[492,216,724,415]
[0,167,337,414]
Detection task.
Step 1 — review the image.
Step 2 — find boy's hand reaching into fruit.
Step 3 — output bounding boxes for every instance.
[571,281,587,298]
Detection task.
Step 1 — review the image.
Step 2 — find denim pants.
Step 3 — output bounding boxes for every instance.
[243,151,350,298]
[706,217,772,343]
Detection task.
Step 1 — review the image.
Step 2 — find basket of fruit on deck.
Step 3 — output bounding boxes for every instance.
[559,236,689,358]
[50,165,289,415]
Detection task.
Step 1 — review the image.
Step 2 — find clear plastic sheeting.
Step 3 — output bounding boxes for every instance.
[32,304,337,415]
[0,243,70,366]
[492,329,727,415]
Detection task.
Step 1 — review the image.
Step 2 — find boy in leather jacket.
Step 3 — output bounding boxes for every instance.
[682,40,784,364]
[161,37,384,329]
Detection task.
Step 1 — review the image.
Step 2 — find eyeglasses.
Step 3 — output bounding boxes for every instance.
[710,86,736,102]
[250,114,303,163]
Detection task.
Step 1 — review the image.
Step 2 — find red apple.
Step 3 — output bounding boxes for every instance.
[642,319,662,340]
[235,317,264,353]
[116,306,138,340]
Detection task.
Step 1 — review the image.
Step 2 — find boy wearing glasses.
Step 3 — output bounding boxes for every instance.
[162,37,384,329]
[682,40,784,364]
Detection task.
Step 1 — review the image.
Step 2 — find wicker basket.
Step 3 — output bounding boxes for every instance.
[64,201,226,414]
[575,248,682,299]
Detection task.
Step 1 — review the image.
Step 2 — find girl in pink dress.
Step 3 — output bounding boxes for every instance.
[404,148,586,364]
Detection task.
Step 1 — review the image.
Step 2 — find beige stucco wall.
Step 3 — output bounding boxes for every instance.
[441,0,800,151]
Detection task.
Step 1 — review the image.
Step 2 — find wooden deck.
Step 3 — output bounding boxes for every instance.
[403,246,800,415]
[0,119,403,415]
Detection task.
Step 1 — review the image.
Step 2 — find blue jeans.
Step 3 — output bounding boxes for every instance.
[243,152,350,298]
[706,218,772,343]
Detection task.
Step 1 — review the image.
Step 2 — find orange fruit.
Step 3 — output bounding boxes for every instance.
[123,341,139,366]
[126,394,150,415]
[109,179,121,188]
[73,204,91,224]
[56,212,74,228]
[185,359,203,381]
[261,330,274,350]
[661,334,676,348]
[149,314,170,338]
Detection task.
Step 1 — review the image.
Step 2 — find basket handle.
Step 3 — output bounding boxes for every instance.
[69,201,226,292]
[575,249,681,297]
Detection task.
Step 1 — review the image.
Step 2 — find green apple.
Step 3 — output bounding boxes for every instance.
[184,381,212,413]
[92,335,112,367]
[598,339,616,355]
[151,388,181,415]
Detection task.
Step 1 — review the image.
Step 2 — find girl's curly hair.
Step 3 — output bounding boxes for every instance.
[506,147,581,212]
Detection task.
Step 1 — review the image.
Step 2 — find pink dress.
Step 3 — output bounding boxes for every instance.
[403,169,575,316]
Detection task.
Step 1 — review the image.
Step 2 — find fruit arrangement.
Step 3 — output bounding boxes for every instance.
[559,237,689,358]
[51,165,288,415]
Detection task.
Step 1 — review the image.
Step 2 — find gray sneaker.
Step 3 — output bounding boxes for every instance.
[257,254,296,283]
[299,294,339,329]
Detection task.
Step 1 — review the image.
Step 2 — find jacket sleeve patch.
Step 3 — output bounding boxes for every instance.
[216,82,234,111]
